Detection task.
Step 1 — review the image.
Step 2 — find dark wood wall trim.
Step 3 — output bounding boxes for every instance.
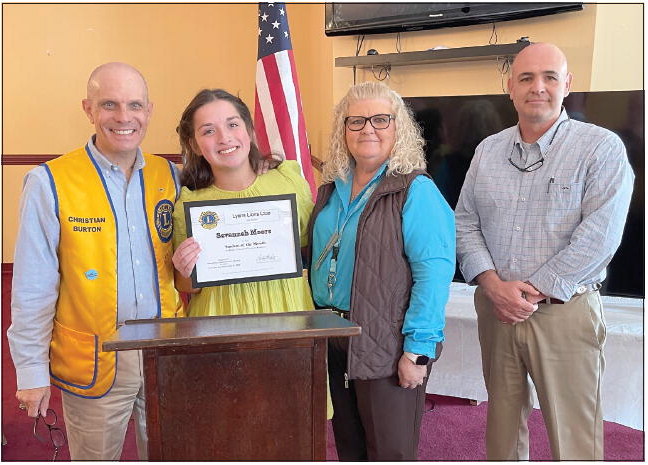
[2,263,13,278]
[311,155,323,172]
[3,154,323,171]
[2,154,183,165]
[3,155,54,165]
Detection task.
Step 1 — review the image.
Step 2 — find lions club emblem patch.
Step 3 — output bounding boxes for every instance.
[199,211,219,230]
[154,199,174,243]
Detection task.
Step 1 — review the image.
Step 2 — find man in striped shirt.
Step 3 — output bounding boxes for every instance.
[455,43,634,460]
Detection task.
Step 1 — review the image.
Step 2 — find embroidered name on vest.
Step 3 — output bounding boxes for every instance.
[68,216,106,233]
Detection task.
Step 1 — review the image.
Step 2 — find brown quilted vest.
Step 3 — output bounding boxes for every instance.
[307,170,431,379]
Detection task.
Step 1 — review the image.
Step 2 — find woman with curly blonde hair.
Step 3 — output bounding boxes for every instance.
[322,81,426,183]
[307,81,455,460]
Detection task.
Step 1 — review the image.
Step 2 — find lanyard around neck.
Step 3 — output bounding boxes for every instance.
[318,179,381,302]
[314,177,379,271]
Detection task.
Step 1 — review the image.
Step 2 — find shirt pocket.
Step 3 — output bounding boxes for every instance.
[546,181,583,209]
[543,181,583,236]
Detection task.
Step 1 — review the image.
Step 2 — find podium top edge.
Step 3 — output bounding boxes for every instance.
[123,309,331,325]
[103,310,361,351]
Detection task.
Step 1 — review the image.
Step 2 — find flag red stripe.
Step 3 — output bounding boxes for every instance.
[260,54,298,161]
[253,90,271,156]
[288,51,311,161]
[288,51,317,197]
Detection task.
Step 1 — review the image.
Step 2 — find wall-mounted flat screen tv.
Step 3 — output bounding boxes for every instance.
[405,91,644,299]
[325,3,583,36]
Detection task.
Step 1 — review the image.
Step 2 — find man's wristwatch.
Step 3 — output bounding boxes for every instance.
[404,352,430,365]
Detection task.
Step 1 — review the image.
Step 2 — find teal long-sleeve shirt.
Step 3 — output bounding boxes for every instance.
[310,164,456,358]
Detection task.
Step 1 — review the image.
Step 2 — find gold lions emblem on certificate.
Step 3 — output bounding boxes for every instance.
[199,211,219,230]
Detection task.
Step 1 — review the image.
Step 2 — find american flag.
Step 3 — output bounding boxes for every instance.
[254,2,316,198]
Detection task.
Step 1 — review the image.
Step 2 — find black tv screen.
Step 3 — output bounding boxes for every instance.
[326,3,583,36]
[405,91,644,299]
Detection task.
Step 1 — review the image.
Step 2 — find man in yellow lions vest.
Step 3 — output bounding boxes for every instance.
[8,62,183,460]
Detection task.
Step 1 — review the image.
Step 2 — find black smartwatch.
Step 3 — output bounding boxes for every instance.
[405,352,430,365]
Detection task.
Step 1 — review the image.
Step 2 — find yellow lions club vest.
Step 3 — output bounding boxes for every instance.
[44,145,183,398]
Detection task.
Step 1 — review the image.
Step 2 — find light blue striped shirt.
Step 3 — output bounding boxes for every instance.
[455,110,634,301]
[8,137,180,390]
[311,163,456,358]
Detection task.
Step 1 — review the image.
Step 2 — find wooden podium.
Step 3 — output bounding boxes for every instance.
[103,310,360,461]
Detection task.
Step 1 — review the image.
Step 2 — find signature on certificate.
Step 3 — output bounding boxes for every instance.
[256,253,279,264]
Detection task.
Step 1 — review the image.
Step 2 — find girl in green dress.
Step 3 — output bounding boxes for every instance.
[172,89,314,317]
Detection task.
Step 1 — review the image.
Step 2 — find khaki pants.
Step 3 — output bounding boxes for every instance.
[61,350,147,460]
[475,287,606,460]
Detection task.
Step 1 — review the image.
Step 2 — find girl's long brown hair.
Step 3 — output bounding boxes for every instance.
[177,89,264,190]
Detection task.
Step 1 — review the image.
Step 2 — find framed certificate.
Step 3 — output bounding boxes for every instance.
[184,194,303,288]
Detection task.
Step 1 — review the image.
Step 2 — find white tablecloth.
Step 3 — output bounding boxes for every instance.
[426,283,644,430]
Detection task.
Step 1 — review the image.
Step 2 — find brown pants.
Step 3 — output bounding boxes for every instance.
[327,336,431,461]
[475,287,606,460]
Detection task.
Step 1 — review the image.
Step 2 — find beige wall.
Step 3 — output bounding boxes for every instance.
[590,3,643,91]
[2,3,642,262]
[2,3,332,262]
